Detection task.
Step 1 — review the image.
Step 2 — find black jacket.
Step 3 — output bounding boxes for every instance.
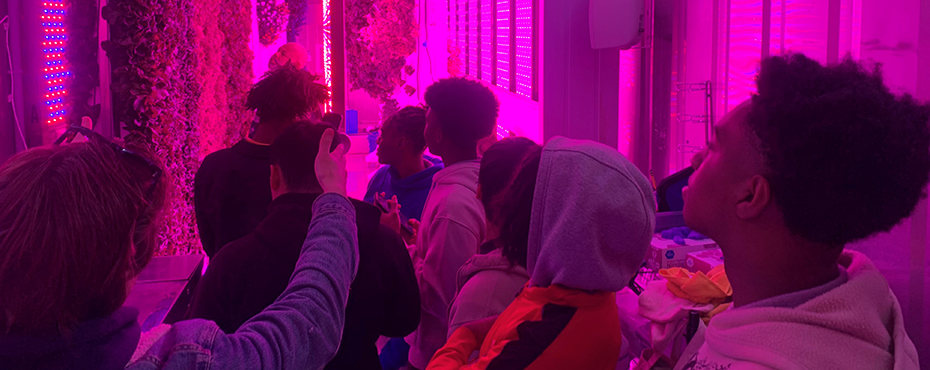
[185,193,421,370]
[194,139,273,258]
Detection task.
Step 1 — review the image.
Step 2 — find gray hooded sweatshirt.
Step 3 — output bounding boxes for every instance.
[528,137,656,291]
[422,138,658,370]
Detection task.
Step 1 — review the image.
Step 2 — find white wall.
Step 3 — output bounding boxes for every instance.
[845,0,929,363]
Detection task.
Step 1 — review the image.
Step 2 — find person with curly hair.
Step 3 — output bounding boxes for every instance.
[194,64,331,258]
[677,53,929,370]
[407,77,498,370]
[366,105,445,370]
[0,135,169,370]
[0,127,359,370]
[366,106,444,223]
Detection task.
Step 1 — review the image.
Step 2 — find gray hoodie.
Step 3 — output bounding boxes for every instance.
[407,160,487,369]
[447,249,530,337]
[674,250,920,370]
[527,137,656,291]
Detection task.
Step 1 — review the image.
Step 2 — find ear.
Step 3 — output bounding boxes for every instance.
[270,165,285,195]
[735,175,771,219]
[430,124,443,145]
[424,125,442,155]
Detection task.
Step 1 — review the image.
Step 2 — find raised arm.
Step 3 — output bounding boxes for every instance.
[208,129,354,368]
[220,193,359,369]
[127,130,354,370]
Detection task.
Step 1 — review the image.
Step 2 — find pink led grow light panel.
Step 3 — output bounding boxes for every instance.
[778,0,828,62]
[480,0,492,81]
[495,0,511,89]
[457,0,467,50]
[726,0,763,109]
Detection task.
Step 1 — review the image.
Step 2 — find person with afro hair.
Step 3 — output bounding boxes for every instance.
[677,53,928,370]
[194,65,330,258]
[406,77,498,370]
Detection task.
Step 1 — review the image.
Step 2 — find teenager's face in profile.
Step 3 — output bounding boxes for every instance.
[683,101,761,237]
[269,47,290,69]
[377,122,402,165]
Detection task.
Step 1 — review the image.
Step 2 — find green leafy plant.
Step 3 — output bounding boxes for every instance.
[220,0,256,147]
[194,0,226,156]
[104,0,203,255]
[102,0,253,255]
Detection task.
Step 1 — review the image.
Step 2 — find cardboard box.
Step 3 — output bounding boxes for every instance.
[647,236,718,270]
[685,248,724,274]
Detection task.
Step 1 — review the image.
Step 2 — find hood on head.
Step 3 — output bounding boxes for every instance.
[527,137,656,292]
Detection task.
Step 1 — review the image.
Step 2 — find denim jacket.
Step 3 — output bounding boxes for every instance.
[127,193,359,370]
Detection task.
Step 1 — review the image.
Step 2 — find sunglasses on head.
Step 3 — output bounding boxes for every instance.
[54,125,163,198]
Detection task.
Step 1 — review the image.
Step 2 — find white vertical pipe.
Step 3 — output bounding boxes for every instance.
[911,0,930,358]
[539,0,619,148]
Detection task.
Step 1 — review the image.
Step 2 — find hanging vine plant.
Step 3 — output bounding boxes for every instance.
[285,0,309,42]
[257,0,289,46]
[65,0,100,124]
[447,37,463,77]
[346,0,418,118]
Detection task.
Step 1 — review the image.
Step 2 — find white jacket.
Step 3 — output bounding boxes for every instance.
[675,250,919,370]
[407,160,486,369]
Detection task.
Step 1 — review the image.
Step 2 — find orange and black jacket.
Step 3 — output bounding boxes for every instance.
[427,284,622,370]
